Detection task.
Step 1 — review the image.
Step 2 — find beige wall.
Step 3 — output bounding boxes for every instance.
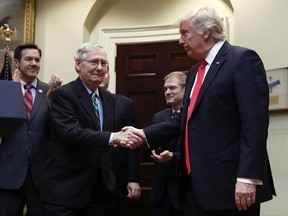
[232,0,288,70]
[35,0,288,215]
[231,1,288,215]
[35,0,95,82]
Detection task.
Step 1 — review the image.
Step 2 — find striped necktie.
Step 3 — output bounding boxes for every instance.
[24,84,33,118]
[91,92,100,128]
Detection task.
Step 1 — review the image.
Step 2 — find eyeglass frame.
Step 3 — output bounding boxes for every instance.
[82,59,108,67]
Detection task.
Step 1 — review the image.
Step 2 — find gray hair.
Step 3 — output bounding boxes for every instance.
[175,5,226,41]
[74,42,107,61]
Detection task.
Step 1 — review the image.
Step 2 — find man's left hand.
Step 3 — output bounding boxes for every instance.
[127,182,141,199]
[235,181,256,211]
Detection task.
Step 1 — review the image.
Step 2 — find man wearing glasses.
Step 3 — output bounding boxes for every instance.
[40,43,140,216]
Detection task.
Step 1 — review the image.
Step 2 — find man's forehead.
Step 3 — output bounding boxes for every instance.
[164,81,179,88]
[86,50,107,59]
[22,49,40,57]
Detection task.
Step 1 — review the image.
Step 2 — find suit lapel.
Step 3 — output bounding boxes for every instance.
[164,108,172,119]
[194,42,230,112]
[74,78,101,130]
[29,79,48,121]
[182,41,230,127]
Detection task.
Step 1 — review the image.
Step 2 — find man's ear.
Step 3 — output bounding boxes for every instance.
[74,60,81,73]
[203,28,211,40]
[14,59,20,69]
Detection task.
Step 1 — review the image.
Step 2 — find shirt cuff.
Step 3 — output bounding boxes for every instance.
[237,177,263,185]
[109,133,114,146]
[142,131,150,149]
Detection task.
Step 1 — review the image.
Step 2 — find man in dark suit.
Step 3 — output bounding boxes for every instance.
[41,43,139,216]
[149,71,186,216]
[100,68,141,216]
[0,43,62,216]
[123,5,276,216]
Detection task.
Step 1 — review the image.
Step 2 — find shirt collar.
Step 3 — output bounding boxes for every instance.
[21,78,37,89]
[82,82,100,97]
[205,40,225,65]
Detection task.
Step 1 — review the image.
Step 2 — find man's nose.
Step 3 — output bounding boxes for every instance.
[30,59,37,65]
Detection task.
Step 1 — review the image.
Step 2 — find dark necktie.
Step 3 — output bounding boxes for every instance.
[91,92,100,128]
[171,111,178,118]
[24,84,33,118]
[185,60,207,174]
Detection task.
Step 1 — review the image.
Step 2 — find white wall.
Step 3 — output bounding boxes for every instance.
[35,0,288,215]
[35,0,95,82]
[231,0,288,70]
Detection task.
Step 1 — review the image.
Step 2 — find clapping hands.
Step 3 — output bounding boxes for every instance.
[48,72,63,92]
[13,68,25,96]
[47,73,63,104]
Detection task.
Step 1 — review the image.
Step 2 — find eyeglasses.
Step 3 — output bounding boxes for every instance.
[83,59,108,67]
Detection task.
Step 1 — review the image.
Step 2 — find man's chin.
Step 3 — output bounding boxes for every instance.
[166,101,173,105]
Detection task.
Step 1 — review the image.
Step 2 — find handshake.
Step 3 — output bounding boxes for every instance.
[113,126,145,149]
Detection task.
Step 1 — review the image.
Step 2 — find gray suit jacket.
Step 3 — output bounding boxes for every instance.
[0,79,50,189]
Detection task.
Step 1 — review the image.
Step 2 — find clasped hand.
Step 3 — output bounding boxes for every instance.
[113,126,145,149]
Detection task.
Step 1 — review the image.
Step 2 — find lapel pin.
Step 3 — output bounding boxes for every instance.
[216,62,220,65]
[39,89,43,93]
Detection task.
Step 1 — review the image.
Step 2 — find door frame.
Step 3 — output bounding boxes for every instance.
[99,24,179,93]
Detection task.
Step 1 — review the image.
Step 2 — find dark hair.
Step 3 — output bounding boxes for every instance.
[14,43,42,61]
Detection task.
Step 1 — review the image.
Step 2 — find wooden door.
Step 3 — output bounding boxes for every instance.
[116,40,197,216]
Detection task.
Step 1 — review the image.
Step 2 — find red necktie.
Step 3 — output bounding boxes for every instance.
[24,84,33,118]
[185,60,207,174]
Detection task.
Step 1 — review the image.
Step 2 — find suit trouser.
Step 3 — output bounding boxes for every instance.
[152,184,183,216]
[105,197,126,216]
[44,176,105,216]
[0,167,44,216]
[184,175,260,216]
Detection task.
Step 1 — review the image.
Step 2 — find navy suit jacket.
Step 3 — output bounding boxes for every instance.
[0,79,50,190]
[143,41,275,210]
[149,108,182,210]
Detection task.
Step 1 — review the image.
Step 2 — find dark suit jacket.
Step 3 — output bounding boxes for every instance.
[0,79,50,190]
[149,108,182,210]
[40,77,139,208]
[143,41,276,210]
[103,93,140,199]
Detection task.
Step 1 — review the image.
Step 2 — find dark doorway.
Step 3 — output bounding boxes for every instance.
[116,40,198,216]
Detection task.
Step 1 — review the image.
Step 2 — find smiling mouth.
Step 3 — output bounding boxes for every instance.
[28,69,38,73]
